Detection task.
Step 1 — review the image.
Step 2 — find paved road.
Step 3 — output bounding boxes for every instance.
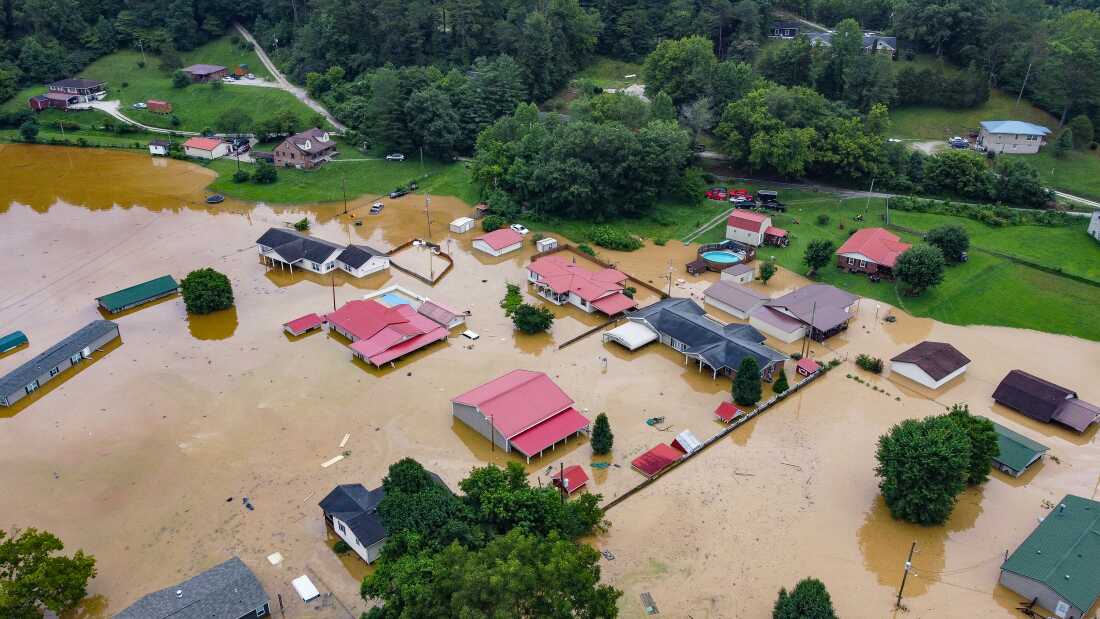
[234,23,348,132]
[71,100,199,136]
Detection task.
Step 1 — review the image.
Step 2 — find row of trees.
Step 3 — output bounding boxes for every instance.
[363,458,619,617]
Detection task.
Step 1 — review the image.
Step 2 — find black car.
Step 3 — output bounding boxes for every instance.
[755,190,787,212]
[389,188,409,199]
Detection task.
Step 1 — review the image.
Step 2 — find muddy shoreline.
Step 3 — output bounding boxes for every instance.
[1,145,1097,618]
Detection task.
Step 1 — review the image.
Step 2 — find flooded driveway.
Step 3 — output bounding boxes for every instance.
[0,145,1097,618]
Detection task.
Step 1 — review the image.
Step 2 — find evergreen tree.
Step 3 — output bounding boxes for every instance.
[773,578,837,619]
[773,370,789,394]
[1054,128,1074,159]
[591,413,613,455]
[733,357,762,406]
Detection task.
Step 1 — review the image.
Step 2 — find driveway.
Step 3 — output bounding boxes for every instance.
[233,23,348,132]
[70,100,198,136]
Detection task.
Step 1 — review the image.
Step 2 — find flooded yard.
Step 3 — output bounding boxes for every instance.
[0,145,1097,618]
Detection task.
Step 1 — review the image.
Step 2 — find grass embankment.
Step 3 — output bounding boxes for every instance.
[691,197,1100,341]
[573,57,644,89]
[889,91,1057,141]
[1004,149,1100,202]
[2,36,315,133]
[205,145,479,204]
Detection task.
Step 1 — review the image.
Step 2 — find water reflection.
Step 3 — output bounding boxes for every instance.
[0,337,123,419]
[186,306,239,341]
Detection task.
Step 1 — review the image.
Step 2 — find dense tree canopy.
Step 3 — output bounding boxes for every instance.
[0,528,97,618]
[895,245,946,295]
[180,267,234,314]
[773,577,838,619]
[875,415,970,524]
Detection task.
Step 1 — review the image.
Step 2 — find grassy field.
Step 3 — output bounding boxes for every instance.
[573,57,644,89]
[1003,148,1100,201]
[889,91,1057,141]
[692,197,1100,341]
[205,146,476,204]
[2,36,316,133]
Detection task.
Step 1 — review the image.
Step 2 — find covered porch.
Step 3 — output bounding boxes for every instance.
[508,407,591,463]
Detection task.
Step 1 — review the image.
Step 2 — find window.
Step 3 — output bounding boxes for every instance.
[337,522,345,534]
[49,367,60,377]
[71,353,82,364]
[255,606,267,617]
[858,260,867,268]
[847,257,854,266]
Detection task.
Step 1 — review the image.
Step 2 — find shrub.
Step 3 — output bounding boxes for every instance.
[623,286,636,299]
[855,354,883,374]
[333,540,351,554]
[924,225,969,263]
[232,170,251,183]
[169,115,181,127]
[759,261,777,284]
[500,283,523,317]
[773,578,837,619]
[294,218,310,231]
[19,121,39,142]
[653,237,668,246]
[512,304,554,334]
[816,213,830,226]
[802,239,835,275]
[120,81,129,89]
[137,60,145,69]
[895,245,946,296]
[589,225,642,251]
[577,244,596,256]
[591,413,613,455]
[773,371,789,394]
[252,160,277,184]
[171,70,190,89]
[180,268,234,315]
[481,214,506,232]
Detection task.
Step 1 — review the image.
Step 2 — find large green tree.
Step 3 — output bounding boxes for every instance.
[0,528,97,619]
[733,356,762,406]
[180,268,234,314]
[875,415,970,524]
[405,84,461,159]
[773,578,838,619]
[923,225,969,263]
[895,245,946,296]
[802,239,836,275]
[1035,10,1100,126]
[946,404,999,485]
[641,35,717,105]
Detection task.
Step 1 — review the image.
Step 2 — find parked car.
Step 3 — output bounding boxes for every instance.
[705,187,729,201]
[246,73,255,79]
[385,153,406,161]
[756,190,787,212]
[222,76,234,82]
[510,223,530,235]
[948,136,969,149]
[389,188,409,199]
[131,102,147,109]
[728,189,752,203]
[370,202,384,214]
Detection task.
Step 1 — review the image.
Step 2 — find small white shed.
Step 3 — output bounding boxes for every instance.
[536,237,558,253]
[721,263,754,285]
[450,217,476,233]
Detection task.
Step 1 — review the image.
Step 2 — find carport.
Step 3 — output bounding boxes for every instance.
[602,321,658,351]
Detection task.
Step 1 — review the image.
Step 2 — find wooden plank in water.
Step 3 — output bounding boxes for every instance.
[640,592,659,615]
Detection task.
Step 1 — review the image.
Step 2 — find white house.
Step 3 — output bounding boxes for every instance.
[889,341,971,389]
[721,263,755,285]
[703,281,768,320]
[148,139,169,156]
[977,120,1051,154]
[1088,211,1100,242]
[336,244,390,278]
[182,136,230,160]
[256,227,344,275]
[473,228,524,257]
[726,210,771,246]
[449,217,476,233]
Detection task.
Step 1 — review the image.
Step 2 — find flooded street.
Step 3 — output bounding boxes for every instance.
[1,145,1098,618]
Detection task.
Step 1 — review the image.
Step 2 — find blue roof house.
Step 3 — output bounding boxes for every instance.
[978,120,1052,154]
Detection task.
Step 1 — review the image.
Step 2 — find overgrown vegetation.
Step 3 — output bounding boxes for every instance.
[855,354,884,374]
[589,226,643,251]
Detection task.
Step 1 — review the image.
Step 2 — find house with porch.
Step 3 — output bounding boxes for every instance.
[835,227,910,277]
[610,298,786,381]
[725,209,788,247]
[274,128,338,169]
[526,254,637,316]
[48,78,106,102]
[326,299,449,367]
[256,227,344,274]
[451,370,591,462]
[113,556,269,619]
[749,284,859,342]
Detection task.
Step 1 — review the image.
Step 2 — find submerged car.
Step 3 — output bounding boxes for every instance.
[370,202,384,214]
[385,153,406,161]
[510,223,530,235]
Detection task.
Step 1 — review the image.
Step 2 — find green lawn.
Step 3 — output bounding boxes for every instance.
[889,90,1058,141]
[2,36,316,133]
[573,57,644,89]
[693,197,1100,341]
[1003,148,1100,201]
[205,146,476,204]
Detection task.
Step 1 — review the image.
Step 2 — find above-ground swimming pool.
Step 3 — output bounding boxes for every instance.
[700,250,744,265]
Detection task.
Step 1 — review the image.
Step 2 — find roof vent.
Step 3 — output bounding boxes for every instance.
[176,589,183,598]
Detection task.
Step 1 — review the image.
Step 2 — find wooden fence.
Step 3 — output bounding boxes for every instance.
[602,366,830,511]
[387,239,454,285]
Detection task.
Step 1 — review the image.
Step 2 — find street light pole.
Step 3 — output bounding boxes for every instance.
[896,541,916,608]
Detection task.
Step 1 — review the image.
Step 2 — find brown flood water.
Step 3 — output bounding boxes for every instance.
[0,145,1098,618]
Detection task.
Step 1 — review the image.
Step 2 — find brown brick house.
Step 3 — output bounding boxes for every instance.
[181,64,228,82]
[273,128,338,169]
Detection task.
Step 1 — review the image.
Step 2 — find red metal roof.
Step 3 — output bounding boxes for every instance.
[796,358,821,374]
[727,210,770,233]
[283,313,322,335]
[527,255,628,303]
[509,408,591,457]
[836,227,911,268]
[183,137,225,151]
[552,465,589,495]
[354,325,448,366]
[475,228,524,250]
[631,443,682,477]
[452,370,574,438]
[714,401,745,422]
[329,300,446,365]
[765,226,788,238]
[591,292,637,316]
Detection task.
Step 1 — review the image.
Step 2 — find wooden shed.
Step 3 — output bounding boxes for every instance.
[147,99,172,114]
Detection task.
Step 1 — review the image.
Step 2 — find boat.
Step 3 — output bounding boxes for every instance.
[205,194,225,204]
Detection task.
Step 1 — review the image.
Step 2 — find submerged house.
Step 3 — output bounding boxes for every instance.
[749,284,859,343]
[257,227,388,278]
[999,495,1100,619]
[609,298,786,381]
[526,254,636,316]
[96,275,179,313]
[993,370,1099,433]
[451,370,591,462]
[0,320,119,407]
[113,556,269,619]
[336,244,390,278]
[326,299,449,367]
[472,228,524,257]
[319,474,447,564]
[889,341,970,389]
[703,281,768,319]
[990,421,1049,478]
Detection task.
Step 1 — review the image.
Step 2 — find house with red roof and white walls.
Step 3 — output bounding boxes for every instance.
[525,254,637,316]
[725,209,788,247]
[835,227,911,277]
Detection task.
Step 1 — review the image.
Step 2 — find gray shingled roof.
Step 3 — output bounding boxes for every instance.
[319,484,388,546]
[765,284,858,332]
[0,320,118,396]
[256,228,343,264]
[704,281,768,313]
[629,298,786,374]
[336,244,386,269]
[113,556,268,619]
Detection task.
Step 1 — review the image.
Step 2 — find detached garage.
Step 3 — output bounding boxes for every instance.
[473,228,524,257]
[450,217,476,233]
[889,341,970,389]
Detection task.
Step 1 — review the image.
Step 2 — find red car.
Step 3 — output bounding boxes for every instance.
[728,188,752,203]
[705,186,729,201]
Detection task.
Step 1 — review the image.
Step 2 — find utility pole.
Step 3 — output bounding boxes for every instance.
[896,541,917,608]
[559,462,566,504]
[138,40,146,64]
[425,193,433,279]
[330,273,336,311]
[803,301,817,358]
[1014,62,1033,114]
[342,176,348,216]
[488,415,495,465]
[666,261,673,297]
[419,146,424,177]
